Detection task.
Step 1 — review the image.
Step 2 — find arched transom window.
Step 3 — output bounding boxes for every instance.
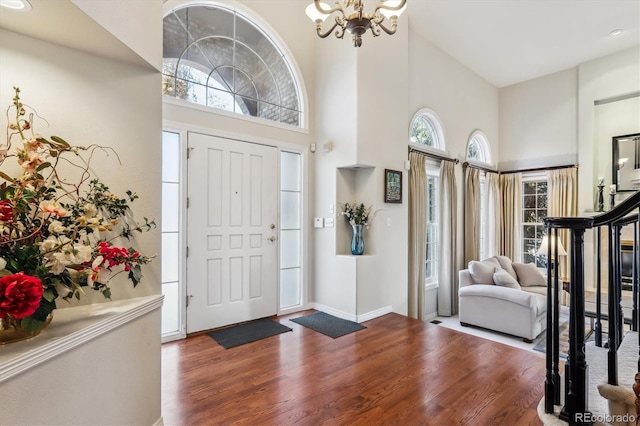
[409,109,445,150]
[162,4,303,127]
[466,130,491,164]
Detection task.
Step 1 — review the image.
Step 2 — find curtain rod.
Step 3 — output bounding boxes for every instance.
[462,162,497,174]
[500,163,578,175]
[408,147,459,164]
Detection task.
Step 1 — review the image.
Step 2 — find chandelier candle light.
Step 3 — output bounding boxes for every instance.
[305,0,407,47]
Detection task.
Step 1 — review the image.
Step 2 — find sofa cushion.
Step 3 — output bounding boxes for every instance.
[468,258,500,284]
[492,255,518,281]
[493,269,522,290]
[512,262,546,286]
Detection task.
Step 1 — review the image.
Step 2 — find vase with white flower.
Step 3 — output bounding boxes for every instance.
[0,87,155,344]
[341,201,376,255]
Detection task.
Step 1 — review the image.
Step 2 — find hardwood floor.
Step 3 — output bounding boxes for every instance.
[162,311,545,425]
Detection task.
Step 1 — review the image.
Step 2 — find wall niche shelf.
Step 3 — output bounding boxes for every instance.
[336,165,377,256]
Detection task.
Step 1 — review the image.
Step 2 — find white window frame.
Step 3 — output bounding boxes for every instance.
[425,161,440,287]
[466,130,493,166]
[162,0,309,131]
[409,108,447,155]
[521,172,548,267]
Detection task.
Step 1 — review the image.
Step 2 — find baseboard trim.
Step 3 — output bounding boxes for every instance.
[153,416,164,426]
[424,312,438,321]
[309,303,393,323]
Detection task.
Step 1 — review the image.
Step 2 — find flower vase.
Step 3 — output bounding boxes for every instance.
[0,314,53,345]
[351,224,365,255]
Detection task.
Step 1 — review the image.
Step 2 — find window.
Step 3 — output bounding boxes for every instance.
[426,169,439,284]
[409,109,445,150]
[162,4,303,127]
[161,130,183,339]
[522,177,548,267]
[479,173,486,260]
[280,151,303,311]
[466,130,491,164]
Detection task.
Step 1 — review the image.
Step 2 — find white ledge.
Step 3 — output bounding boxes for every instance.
[0,294,163,383]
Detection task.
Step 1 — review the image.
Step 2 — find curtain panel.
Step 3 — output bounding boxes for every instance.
[408,152,427,320]
[464,167,481,264]
[438,161,458,316]
[548,167,578,279]
[484,171,501,258]
[499,173,522,261]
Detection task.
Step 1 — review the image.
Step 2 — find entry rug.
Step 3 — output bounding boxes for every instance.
[207,318,292,349]
[290,311,366,338]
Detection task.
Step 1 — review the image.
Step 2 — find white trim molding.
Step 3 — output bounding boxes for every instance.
[0,295,164,383]
[310,303,393,324]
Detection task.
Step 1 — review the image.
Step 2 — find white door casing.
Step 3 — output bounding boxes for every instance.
[186,132,278,333]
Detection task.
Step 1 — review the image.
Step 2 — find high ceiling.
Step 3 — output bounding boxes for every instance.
[407,0,640,88]
[1,1,639,89]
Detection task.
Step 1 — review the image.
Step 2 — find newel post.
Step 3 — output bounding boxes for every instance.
[559,227,591,425]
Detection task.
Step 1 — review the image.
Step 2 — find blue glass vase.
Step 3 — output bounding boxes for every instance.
[351,224,364,255]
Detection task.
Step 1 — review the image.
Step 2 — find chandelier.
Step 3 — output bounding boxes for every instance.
[305,0,407,47]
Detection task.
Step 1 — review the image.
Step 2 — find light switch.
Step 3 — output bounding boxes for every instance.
[314,218,324,228]
[329,204,334,214]
[324,218,334,227]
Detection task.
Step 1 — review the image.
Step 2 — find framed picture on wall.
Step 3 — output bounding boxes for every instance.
[384,169,402,203]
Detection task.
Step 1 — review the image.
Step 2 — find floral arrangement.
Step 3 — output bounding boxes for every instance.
[0,87,154,333]
[341,201,376,227]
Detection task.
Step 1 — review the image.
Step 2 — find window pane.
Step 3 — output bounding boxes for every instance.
[163,5,302,127]
[524,182,537,194]
[161,281,180,334]
[162,183,180,232]
[280,229,300,269]
[281,152,301,191]
[162,233,180,283]
[162,131,180,182]
[280,268,301,309]
[523,195,536,208]
[523,225,536,239]
[280,191,301,229]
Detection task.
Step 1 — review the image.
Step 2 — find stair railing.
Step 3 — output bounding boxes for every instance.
[543,190,640,425]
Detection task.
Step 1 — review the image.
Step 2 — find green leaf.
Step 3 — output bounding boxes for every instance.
[50,135,71,148]
[20,317,44,333]
[43,287,57,303]
[36,162,51,172]
[0,171,15,183]
[129,264,143,287]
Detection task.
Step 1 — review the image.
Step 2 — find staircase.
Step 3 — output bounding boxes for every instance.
[540,191,640,425]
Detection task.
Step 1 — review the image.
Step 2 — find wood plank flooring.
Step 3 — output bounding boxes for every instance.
[162,311,545,425]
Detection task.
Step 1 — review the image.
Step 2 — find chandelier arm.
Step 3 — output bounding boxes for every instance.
[373,0,407,16]
[316,20,343,38]
[312,0,345,17]
[369,21,382,37]
[376,18,398,35]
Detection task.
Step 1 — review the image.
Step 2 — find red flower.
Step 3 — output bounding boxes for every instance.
[0,273,44,319]
[0,200,12,222]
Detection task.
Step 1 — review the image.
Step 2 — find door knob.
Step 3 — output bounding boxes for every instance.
[270,224,276,229]
[267,236,277,242]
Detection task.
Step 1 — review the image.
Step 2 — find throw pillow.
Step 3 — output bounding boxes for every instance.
[468,259,500,284]
[512,262,547,287]
[492,255,518,281]
[493,269,522,290]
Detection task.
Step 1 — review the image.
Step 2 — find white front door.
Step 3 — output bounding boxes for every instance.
[186,132,278,333]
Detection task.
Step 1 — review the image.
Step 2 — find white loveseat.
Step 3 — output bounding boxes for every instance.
[458,256,547,342]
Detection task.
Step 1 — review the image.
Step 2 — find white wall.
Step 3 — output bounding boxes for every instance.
[72,0,163,71]
[499,67,578,170]
[578,47,640,213]
[408,27,500,315]
[0,2,162,422]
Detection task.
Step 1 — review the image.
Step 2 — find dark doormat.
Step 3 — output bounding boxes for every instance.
[207,318,292,349]
[290,311,366,338]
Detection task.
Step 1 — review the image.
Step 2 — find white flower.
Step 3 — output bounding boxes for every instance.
[83,203,98,218]
[39,200,70,218]
[0,257,6,270]
[39,236,58,253]
[73,244,93,264]
[48,220,67,234]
